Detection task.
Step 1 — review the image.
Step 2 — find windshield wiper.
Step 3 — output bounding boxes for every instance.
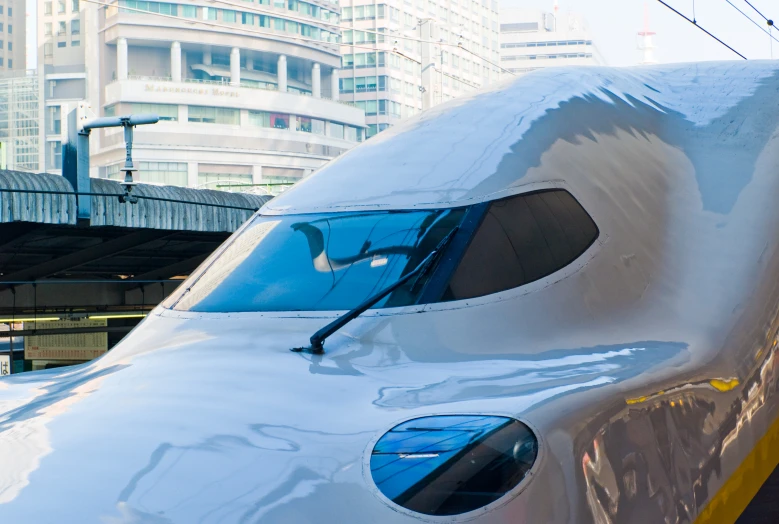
[291,227,460,355]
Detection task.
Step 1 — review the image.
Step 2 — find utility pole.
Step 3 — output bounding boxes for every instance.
[420,19,437,111]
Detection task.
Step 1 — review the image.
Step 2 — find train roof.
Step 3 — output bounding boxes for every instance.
[261,60,779,215]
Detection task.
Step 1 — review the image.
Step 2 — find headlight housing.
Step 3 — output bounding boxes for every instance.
[369,415,538,516]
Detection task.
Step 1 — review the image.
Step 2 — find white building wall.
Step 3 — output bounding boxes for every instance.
[339,0,502,138]
[35,0,366,192]
[499,9,606,76]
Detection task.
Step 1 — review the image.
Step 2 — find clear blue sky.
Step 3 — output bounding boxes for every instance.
[501,0,779,65]
[25,0,779,68]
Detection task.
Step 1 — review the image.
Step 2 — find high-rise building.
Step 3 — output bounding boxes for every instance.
[0,0,24,71]
[499,8,605,76]
[37,0,366,191]
[339,0,503,138]
[0,70,39,171]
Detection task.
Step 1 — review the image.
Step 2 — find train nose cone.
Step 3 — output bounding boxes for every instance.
[0,321,418,523]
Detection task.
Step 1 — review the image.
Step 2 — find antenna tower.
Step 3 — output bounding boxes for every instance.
[637,2,657,64]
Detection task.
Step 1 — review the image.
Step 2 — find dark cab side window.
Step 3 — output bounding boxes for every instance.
[443,190,598,301]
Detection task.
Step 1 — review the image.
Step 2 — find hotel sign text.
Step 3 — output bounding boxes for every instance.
[144,84,240,98]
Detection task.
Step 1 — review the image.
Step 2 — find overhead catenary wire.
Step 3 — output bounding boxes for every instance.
[82,0,506,76]
[655,0,748,59]
[0,188,261,212]
[744,0,770,22]
[346,42,482,90]
[723,0,779,43]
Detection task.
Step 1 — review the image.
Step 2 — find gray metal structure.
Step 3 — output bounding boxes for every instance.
[0,170,270,313]
[0,169,268,231]
[1,61,779,523]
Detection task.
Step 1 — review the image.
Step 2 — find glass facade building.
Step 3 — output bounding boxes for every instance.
[0,70,39,171]
[339,0,503,138]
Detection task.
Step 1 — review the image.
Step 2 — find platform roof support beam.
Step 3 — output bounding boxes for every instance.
[0,230,171,284]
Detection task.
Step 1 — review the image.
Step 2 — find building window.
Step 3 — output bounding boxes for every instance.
[328,122,344,139]
[71,40,80,47]
[47,106,62,134]
[0,42,4,50]
[7,7,11,16]
[7,42,11,51]
[44,23,52,36]
[345,126,359,142]
[351,100,378,116]
[131,103,177,121]
[202,6,217,20]
[339,77,353,93]
[104,105,116,117]
[106,162,188,186]
[222,9,236,23]
[248,110,270,127]
[7,59,11,68]
[71,0,79,11]
[48,141,62,169]
[0,7,4,15]
[296,116,325,134]
[58,0,65,13]
[44,2,52,15]
[71,20,80,34]
[58,41,67,48]
[182,5,196,17]
[188,106,239,124]
[44,43,53,56]
[197,169,252,190]
[248,111,290,129]
[119,0,177,16]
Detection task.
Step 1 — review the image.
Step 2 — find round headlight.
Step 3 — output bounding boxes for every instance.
[369,415,538,516]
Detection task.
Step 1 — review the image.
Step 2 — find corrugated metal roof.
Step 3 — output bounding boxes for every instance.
[0,170,270,232]
[0,170,76,224]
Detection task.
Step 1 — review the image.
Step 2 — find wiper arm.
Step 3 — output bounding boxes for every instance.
[291,227,460,355]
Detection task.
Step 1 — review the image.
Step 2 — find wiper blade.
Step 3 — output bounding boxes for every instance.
[291,227,460,355]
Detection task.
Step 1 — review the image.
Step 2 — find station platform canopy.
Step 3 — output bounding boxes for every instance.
[0,170,271,316]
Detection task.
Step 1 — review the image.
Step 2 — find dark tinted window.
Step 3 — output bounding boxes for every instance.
[444,190,597,300]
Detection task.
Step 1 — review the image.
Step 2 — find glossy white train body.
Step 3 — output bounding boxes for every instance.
[2,61,779,523]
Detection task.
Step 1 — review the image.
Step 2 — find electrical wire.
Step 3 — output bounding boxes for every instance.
[744,0,770,22]
[724,0,779,43]
[655,0,748,59]
[0,188,261,212]
[347,42,482,90]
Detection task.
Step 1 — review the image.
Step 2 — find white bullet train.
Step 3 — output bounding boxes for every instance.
[2,61,779,523]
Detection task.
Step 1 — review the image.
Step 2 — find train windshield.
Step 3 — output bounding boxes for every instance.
[171,209,466,312]
[168,189,599,313]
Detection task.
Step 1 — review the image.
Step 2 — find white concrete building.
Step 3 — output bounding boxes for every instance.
[500,8,605,75]
[0,0,23,71]
[38,0,366,190]
[339,0,503,138]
